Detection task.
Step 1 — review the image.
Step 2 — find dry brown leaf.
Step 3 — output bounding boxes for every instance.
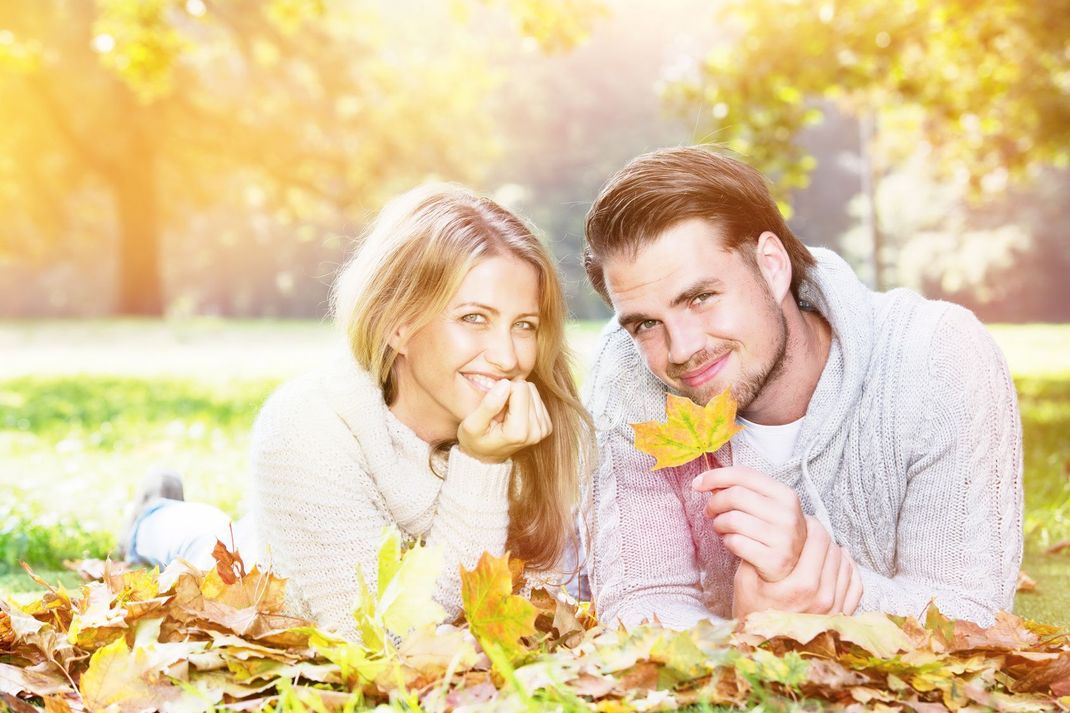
[1046,540,1070,555]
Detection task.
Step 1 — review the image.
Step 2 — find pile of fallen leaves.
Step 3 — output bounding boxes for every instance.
[1,530,1068,713]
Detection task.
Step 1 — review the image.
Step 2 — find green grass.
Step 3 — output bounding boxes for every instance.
[1,320,1068,628]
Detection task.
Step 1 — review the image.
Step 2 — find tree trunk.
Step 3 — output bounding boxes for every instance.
[114,134,163,316]
[859,110,884,292]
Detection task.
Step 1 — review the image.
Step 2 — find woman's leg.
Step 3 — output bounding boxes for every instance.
[129,499,238,570]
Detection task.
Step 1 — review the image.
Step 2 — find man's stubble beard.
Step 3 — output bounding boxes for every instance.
[687,286,789,411]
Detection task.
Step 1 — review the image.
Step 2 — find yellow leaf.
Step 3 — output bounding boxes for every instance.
[354,528,446,643]
[460,552,537,660]
[379,542,446,638]
[631,390,743,470]
[79,635,158,712]
[743,611,915,659]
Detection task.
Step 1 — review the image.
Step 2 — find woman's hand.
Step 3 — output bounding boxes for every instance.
[457,379,552,464]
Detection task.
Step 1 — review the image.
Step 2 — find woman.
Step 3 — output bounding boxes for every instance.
[124,184,592,640]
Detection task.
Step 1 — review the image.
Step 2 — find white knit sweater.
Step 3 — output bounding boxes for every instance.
[582,248,1023,628]
[250,356,513,639]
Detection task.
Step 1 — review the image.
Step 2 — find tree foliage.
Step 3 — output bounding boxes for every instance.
[0,0,602,314]
[666,0,1070,202]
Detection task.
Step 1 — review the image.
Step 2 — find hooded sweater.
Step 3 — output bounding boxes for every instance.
[582,248,1023,628]
[250,355,513,639]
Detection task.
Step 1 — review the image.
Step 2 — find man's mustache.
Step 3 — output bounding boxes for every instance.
[666,347,733,380]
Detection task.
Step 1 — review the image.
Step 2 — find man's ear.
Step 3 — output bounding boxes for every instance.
[754,231,792,304]
[387,323,413,356]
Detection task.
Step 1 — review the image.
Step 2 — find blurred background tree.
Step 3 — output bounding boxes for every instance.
[665,0,1070,302]
[0,0,604,315]
[1,0,1067,320]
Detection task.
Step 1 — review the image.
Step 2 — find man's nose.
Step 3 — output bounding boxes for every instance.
[665,315,706,367]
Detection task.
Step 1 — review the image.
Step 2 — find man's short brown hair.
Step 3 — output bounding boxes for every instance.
[584,146,815,302]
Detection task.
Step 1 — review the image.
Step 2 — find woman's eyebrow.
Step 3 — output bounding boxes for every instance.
[455,302,539,319]
[454,302,499,314]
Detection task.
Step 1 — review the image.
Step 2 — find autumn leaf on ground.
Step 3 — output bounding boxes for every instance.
[212,537,247,586]
[741,611,915,659]
[78,618,199,713]
[631,389,743,470]
[354,527,446,647]
[460,552,537,661]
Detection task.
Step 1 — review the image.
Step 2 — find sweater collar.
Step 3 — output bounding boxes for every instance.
[321,354,444,533]
[795,247,877,459]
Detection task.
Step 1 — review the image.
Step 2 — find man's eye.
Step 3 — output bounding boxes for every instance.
[635,319,659,333]
[693,292,715,305]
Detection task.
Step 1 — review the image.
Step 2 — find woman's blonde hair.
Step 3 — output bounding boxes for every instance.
[331,183,593,572]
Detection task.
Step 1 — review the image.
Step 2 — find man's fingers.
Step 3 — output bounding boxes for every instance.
[810,542,841,614]
[844,559,864,614]
[831,548,852,613]
[692,466,794,503]
[703,485,777,522]
[720,533,775,570]
[711,510,778,548]
[793,516,832,577]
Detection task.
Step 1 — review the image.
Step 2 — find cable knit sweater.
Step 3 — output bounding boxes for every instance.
[582,248,1023,629]
[250,355,513,640]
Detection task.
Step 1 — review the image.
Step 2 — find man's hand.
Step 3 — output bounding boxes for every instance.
[457,379,552,464]
[692,466,807,582]
[732,516,864,618]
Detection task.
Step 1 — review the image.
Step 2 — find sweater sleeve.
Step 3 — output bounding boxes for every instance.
[582,324,720,630]
[857,306,1024,625]
[426,446,512,611]
[250,377,512,640]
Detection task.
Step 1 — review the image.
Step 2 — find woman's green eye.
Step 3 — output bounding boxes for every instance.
[461,313,486,324]
[515,320,537,331]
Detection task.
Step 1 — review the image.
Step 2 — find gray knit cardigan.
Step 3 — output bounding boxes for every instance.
[582,248,1023,628]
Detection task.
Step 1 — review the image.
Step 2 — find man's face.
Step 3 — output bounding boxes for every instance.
[604,218,788,410]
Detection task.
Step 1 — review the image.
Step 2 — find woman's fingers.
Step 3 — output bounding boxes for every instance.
[463,379,512,434]
[502,380,531,441]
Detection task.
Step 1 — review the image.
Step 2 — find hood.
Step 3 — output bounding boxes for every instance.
[794,247,878,458]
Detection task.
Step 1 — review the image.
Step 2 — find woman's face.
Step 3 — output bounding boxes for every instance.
[389,254,541,443]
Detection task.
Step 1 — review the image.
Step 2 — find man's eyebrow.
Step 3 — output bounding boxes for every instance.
[617,278,725,332]
[617,310,652,331]
[670,278,724,308]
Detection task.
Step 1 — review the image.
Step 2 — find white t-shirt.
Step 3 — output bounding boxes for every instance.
[735,416,804,467]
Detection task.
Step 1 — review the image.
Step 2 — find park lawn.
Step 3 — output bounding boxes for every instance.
[0,320,1068,627]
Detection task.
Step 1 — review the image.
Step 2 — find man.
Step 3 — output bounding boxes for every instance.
[581,146,1022,628]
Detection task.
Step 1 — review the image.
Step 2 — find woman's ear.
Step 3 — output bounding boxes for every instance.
[754,231,792,304]
[387,323,412,356]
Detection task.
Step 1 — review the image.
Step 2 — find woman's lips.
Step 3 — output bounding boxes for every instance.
[679,352,730,389]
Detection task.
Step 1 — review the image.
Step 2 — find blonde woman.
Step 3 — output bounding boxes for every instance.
[123,184,592,639]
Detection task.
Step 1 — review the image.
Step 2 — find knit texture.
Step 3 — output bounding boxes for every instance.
[582,248,1023,629]
[250,355,513,639]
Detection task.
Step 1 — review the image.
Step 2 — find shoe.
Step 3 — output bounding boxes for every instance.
[116,469,185,562]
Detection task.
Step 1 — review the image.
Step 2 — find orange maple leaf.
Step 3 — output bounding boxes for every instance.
[631,389,743,470]
[460,552,536,660]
